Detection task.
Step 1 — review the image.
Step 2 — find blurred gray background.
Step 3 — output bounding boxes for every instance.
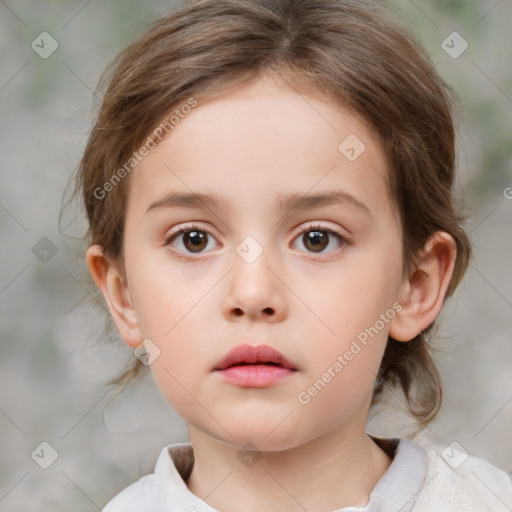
[0,0,511,510]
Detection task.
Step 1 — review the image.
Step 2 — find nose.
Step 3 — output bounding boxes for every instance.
[222,242,288,323]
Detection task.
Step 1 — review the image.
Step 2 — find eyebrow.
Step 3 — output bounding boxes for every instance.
[145,190,371,218]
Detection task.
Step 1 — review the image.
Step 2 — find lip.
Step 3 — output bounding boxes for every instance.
[216,365,296,387]
[213,344,298,388]
[214,344,297,371]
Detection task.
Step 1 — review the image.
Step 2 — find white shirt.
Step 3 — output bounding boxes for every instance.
[102,436,512,511]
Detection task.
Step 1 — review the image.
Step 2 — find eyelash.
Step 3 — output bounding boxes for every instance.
[163,222,349,261]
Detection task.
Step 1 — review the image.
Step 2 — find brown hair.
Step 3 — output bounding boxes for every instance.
[65,0,471,427]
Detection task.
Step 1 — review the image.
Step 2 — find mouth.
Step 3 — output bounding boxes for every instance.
[223,361,283,368]
[213,344,298,387]
[213,344,298,371]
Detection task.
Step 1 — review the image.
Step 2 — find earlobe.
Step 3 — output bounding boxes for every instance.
[389,232,457,342]
[85,244,142,348]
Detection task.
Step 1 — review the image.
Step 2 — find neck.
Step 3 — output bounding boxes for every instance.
[185,425,392,512]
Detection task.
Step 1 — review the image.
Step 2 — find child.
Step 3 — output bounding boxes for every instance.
[75,0,512,510]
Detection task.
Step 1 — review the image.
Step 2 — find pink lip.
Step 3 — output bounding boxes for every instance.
[213,344,298,388]
[214,344,297,370]
[216,365,295,387]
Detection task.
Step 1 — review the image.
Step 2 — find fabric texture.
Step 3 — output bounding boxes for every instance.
[102,436,512,511]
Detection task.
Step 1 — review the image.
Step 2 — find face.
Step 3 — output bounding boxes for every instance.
[120,75,405,450]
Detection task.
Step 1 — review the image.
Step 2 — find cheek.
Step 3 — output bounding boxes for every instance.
[128,256,196,336]
[298,253,400,387]
[145,313,208,416]
[307,264,398,339]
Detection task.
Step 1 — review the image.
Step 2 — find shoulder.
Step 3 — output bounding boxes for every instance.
[101,442,195,511]
[102,473,158,512]
[411,440,512,511]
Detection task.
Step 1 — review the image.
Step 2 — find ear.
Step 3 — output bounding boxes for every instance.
[85,244,142,349]
[389,231,457,342]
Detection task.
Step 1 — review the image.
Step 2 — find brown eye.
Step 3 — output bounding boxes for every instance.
[302,230,329,253]
[292,223,347,258]
[164,224,218,255]
[182,230,208,252]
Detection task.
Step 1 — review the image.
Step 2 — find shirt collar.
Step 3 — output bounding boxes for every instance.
[153,436,428,512]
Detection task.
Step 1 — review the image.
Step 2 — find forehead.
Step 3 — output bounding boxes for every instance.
[127,75,392,219]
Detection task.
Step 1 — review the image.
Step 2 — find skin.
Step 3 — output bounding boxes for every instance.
[87,74,457,511]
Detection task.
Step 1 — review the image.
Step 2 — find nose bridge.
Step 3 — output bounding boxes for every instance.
[223,231,287,321]
[230,208,277,273]
[234,232,277,292]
